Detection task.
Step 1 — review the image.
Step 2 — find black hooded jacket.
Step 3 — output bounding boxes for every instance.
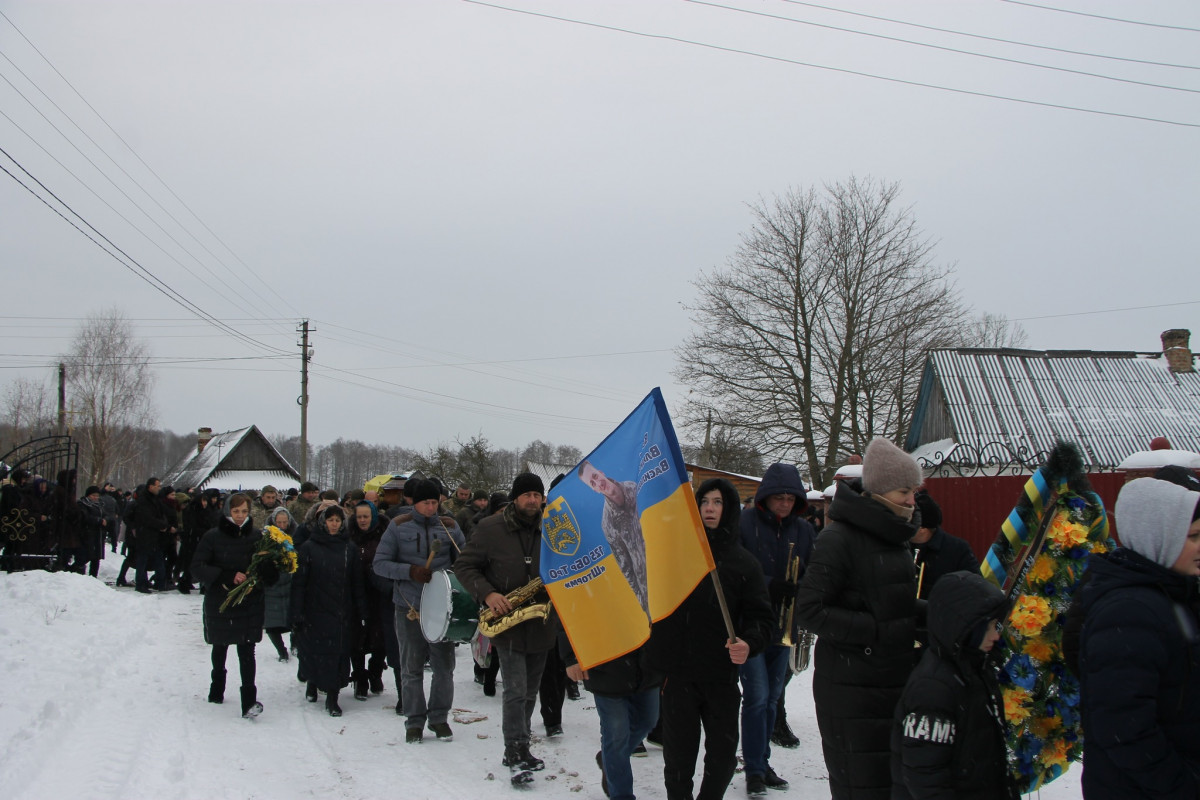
[647,478,773,684]
[192,507,267,647]
[1077,547,1200,800]
[890,571,1016,800]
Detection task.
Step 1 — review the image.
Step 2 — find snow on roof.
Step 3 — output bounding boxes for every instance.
[832,463,862,479]
[914,348,1200,468]
[908,438,957,467]
[164,426,299,491]
[201,469,301,492]
[1117,449,1200,469]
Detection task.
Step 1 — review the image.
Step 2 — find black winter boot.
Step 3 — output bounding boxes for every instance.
[353,675,369,701]
[208,669,226,704]
[326,690,342,717]
[240,686,263,719]
[517,742,545,771]
[305,682,318,702]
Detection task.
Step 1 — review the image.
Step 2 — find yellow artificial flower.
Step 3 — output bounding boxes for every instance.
[1030,716,1062,739]
[267,525,285,543]
[1042,738,1070,769]
[1048,515,1089,548]
[1023,638,1055,663]
[1028,554,1056,585]
[1091,540,1108,555]
[1010,595,1053,636]
[1002,687,1032,725]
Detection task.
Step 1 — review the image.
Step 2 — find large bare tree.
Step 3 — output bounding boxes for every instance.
[62,309,156,486]
[675,177,963,487]
[1,376,56,451]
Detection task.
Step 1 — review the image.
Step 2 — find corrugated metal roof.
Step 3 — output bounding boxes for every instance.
[920,349,1200,466]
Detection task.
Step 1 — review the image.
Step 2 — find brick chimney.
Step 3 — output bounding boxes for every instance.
[1161,329,1194,373]
[197,427,213,454]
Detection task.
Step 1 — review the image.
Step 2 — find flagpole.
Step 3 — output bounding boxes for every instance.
[707,568,737,643]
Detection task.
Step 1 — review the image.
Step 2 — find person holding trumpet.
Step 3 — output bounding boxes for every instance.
[737,463,816,796]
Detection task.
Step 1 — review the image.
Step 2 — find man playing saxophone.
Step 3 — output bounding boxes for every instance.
[455,472,555,778]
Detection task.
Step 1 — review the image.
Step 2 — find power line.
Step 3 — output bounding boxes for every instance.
[774,0,1199,71]
[999,1,1200,33]
[1011,298,1200,322]
[688,0,1200,95]
[0,147,291,357]
[461,1,1200,129]
[0,9,303,319]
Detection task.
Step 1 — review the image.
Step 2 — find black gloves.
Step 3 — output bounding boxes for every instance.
[769,578,798,607]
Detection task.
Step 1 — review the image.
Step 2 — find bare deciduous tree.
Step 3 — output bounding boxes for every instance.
[676,177,964,487]
[1,376,55,450]
[62,309,155,486]
[960,312,1030,349]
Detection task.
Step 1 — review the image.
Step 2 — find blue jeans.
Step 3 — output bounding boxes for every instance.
[739,644,791,776]
[595,689,660,800]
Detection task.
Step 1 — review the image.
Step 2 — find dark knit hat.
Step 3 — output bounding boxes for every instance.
[511,472,545,500]
[471,489,489,502]
[861,438,922,495]
[411,479,441,505]
[84,485,101,497]
[1154,464,1200,496]
[300,481,319,493]
[914,490,942,529]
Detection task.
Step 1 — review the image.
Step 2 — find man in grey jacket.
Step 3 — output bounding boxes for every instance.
[373,479,465,744]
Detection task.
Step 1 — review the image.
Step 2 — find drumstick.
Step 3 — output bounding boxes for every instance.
[436,517,463,554]
[425,538,442,568]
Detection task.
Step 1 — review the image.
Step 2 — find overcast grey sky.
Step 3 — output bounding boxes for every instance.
[1,0,1196,455]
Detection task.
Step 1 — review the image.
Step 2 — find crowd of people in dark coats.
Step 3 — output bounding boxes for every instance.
[9,444,1200,800]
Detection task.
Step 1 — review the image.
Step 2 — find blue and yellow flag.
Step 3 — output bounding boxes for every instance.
[541,388,715,670]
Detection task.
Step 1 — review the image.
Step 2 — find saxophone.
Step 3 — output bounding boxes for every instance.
[477,577,553,637]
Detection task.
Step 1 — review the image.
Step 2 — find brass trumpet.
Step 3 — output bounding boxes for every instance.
[778,545,813,673]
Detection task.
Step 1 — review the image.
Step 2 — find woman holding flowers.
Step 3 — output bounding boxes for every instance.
[291,504,367,717]
[1077,476,1200,799]
[192,492,279,719]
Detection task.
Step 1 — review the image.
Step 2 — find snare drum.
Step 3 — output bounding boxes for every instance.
[420,569,479,644]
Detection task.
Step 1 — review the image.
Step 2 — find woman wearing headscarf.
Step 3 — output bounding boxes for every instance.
[794,438,923,800]
[348,499,393,701]
[263,506,298,662]
[1077,477,1200,799]
[291,504,367,717]
[192,492,278,718]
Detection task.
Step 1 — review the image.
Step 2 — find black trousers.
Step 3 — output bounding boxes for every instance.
[661,675,741,800]
[539,643,568,727]
[211,643,256,688]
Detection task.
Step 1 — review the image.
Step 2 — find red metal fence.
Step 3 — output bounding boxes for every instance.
[923,472,1127,563]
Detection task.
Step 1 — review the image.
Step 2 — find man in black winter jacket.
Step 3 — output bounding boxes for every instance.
[649,477,773,800]
[133,477,176,593]
[737,462,816,794]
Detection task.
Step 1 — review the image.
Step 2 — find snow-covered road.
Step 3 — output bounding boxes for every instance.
[0,566,1081,799]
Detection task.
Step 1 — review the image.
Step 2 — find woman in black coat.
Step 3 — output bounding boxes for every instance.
[795,438,922,800]
[290,504,367,717]
[648,477,773,800]
[348,499,392,701]
[192,492,277,718]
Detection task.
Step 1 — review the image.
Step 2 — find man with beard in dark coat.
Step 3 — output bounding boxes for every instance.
[455,472,556,777]
[795,438,923,800]
[738,462,816,793]
[649,477,773,800]
[890,571,1016,800]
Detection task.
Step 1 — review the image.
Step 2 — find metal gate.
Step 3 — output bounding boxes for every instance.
[1,435,80,571]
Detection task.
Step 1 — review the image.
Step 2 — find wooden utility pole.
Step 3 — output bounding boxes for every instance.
[298,320,314,481]
[57,362,66,435]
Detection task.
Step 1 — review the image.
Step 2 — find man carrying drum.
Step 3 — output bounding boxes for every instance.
[373,478,466,744]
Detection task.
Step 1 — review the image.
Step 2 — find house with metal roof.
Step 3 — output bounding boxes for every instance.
[164,426,300,492]
[905,329,1200,471]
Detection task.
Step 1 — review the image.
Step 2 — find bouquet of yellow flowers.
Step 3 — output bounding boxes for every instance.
[219,525,299,613]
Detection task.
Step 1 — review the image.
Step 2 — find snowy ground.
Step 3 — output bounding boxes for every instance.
[0,564,1082,800]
